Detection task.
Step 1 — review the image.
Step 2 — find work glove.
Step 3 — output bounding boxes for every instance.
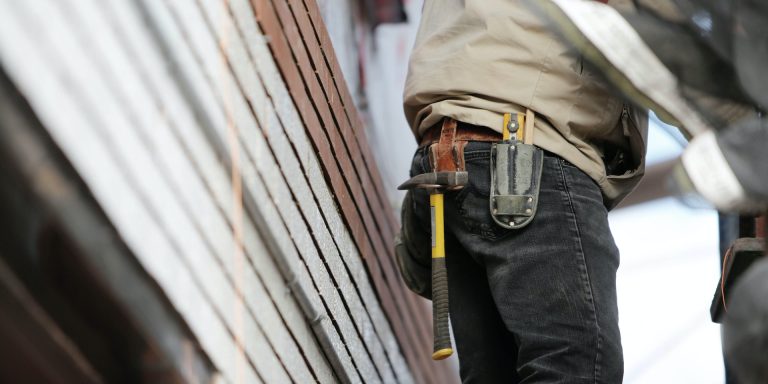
[671,117,768,213]
[394,190,433,299]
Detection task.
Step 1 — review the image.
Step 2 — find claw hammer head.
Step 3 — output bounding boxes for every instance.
[397,171,469,191]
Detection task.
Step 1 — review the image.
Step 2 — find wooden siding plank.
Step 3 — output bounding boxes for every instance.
[301,0,400,237]
[0,0,439,381]
[286,0,397,244]
[213,18,400,384]
[0,5,258,383]
[0,0,364,384]
[291,1,437,343]
[251,0,410,351]
[292,17,442,366]
[275,0,401,291]
[249,2,382,303]
[197,2,407,383]
[152,0,388,380]
[227,3,415,382]
[0,87,215,383]
[268,0,389,266]
[94,3,340,381]
[164,0,378,382]
[10,1,294,382]
[64,4,332,382]
[102,0,346,382]
[249,9,414,378]
[96,4,337,383]
[241,13,424,384]
[282,2,439,372]
[253,0,440,381]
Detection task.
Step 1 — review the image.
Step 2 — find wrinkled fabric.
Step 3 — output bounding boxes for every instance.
[403,0,648,209]
[534,0,767,211]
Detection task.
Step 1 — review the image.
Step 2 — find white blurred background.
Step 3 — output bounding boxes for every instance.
[611,120,723,383]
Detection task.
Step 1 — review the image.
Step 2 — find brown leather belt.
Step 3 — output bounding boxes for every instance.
[419,119,502,148]
[420,118,502,173]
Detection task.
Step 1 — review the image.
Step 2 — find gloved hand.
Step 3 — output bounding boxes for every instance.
[671,117,768,213]
[394,190,433,299]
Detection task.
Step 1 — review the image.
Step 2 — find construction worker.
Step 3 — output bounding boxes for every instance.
[395,0,647,382]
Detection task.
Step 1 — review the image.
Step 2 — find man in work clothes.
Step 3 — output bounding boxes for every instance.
[398,0,647,382]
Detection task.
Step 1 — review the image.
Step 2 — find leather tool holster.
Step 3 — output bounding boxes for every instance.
[489,110,544,229]
[430,118,465,176]
[421,118,501,175]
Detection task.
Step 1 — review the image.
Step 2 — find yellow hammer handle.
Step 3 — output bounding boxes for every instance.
[431,193,445,259]
[430,192,453,359]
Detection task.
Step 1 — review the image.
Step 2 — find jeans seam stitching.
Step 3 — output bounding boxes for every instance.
[558,160,602,383]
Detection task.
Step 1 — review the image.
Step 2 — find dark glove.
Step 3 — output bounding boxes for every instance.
[394,190,433,299]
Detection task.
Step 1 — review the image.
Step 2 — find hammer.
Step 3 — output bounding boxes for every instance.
[398,170,467,360]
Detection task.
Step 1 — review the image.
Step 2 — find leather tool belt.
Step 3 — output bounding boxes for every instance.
[420,120,502,147]
[419,118,501,175]
[419,113,544,230]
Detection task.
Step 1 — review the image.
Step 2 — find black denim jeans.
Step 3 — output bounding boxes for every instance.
[408,141,623,383]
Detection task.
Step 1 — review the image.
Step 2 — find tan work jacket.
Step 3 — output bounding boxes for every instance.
[404,0,648,209]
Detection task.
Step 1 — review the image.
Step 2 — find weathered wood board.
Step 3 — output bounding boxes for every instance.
[0,0,445,382]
